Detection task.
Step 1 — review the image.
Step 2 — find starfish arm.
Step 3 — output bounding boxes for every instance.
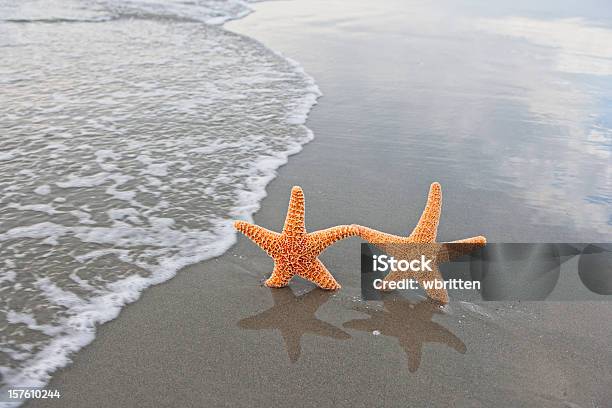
[380,270,410,292]
[428,326,467,353]
[309,320,351,340]
[418,271,449,305]
[280,329,302,363]
[403,343,423,373]
[298,259,341,290]
[437,236,487,263]
[282,186,306,236]
[408,182,442,243]
[234,221,280,254]
[237,310,278,330]
[356,225,404,245]
[265,264,294,288]
[307,225,358,253]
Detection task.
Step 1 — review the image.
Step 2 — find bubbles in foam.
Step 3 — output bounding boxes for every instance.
[0,1,320,400]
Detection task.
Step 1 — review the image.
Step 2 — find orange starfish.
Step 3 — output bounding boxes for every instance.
[356,182,486,304]
[234,186,357,290]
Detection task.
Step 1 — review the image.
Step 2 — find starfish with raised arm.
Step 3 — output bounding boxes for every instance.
[356,182,486,304]
[234,186,357,289]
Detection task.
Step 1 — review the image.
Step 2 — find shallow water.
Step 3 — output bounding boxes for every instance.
[230,0,612,238]
[0,0,319,394]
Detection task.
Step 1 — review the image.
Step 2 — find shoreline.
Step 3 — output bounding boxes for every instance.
[25,1,612,407]
[1,6,323,402]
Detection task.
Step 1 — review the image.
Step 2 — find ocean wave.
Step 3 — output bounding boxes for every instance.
[0,0,258,24]
[0,1,320,404]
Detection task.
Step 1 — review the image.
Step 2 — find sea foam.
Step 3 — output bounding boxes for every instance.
[0,0,320,404]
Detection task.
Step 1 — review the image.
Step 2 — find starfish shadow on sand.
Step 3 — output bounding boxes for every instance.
[238,287,351,363]
[343,296,466,372]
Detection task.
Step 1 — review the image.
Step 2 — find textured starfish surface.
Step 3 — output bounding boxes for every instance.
[234,186,357,289]
[343,297,466,372]
[356,182,486,304]
[238,288,350,362]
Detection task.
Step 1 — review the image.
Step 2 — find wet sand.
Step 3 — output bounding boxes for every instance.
[28,0,612,407]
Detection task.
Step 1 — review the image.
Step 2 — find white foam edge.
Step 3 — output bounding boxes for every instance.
[226,20,322,220]
[0,10,322,405]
